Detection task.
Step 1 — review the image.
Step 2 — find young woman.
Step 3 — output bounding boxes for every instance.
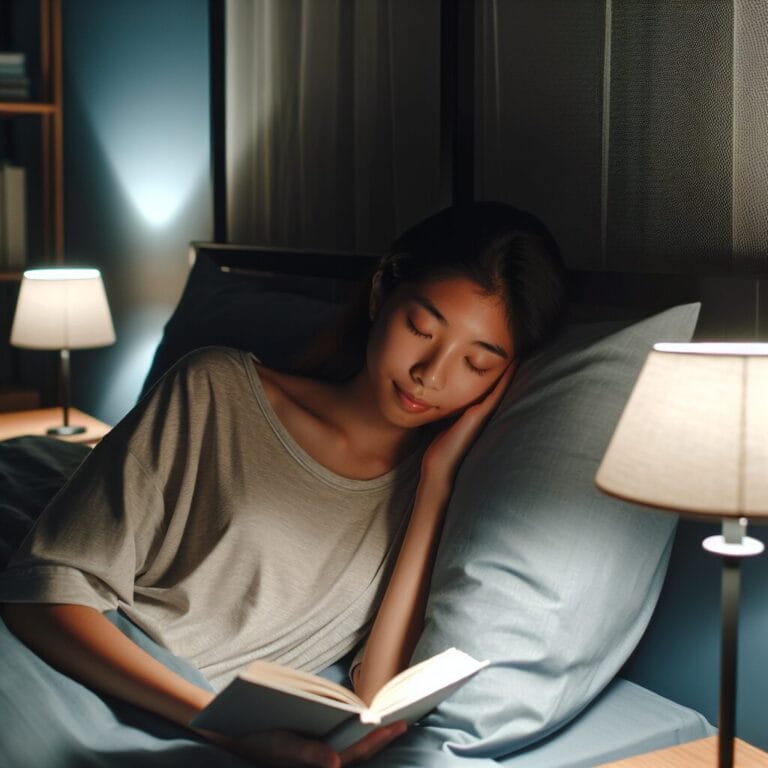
[0,202,565,767]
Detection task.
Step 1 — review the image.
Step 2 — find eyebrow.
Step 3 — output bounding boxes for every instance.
[413,296,510,359]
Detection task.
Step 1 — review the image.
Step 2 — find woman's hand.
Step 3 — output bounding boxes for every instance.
[218,721,407,767]
[339,721,407,765]
[421,364,515,485]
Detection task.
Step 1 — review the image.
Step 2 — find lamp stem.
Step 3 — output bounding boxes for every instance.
[703,520,764,768]
[718,556,739,768]
[47,348,85,436]
[61,348,71,427]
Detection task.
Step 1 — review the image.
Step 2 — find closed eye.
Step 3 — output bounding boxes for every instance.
[407,318,431,339]
[465,358,490,375]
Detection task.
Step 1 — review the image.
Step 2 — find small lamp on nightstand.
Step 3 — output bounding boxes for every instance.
[595,343,768,768]
[10,267,115,436]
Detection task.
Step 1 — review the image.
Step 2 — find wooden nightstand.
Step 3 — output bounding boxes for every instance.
[600,736,768,766]
[0,407,111,446]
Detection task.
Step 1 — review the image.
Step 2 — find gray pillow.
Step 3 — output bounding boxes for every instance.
[407,303,701,760]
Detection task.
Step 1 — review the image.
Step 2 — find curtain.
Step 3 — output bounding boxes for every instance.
[226,0,441,254]
[226,0,768,271]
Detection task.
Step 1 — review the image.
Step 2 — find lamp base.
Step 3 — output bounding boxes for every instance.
[47,425,86,436]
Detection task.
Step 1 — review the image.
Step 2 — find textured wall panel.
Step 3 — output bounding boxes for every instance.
[733,0,768,262]
[607,1,733,270]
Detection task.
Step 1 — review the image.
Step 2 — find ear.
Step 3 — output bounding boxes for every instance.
[368,269,384,321]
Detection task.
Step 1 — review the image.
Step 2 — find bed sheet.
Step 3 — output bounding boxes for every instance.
[357,678,714,768]
[0,435,91,570]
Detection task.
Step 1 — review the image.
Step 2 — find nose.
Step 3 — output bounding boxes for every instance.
[411,351,446,391]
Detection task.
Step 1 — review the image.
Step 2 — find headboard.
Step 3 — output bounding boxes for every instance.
[191,241,766,341]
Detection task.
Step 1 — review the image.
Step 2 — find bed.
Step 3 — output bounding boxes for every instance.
[0,242,734,767]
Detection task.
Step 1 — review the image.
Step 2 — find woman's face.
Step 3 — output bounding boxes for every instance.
[366,275,514,428]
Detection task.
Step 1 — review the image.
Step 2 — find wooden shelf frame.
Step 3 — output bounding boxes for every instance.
[0,0,64,266]
[0,101,57,115]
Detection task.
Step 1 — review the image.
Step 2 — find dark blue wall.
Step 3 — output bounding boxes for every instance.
[63,0,211,425]
[623,518,768,751]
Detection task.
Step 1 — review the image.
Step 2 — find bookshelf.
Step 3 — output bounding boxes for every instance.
[0,0,63,409]
[0,0,64,271]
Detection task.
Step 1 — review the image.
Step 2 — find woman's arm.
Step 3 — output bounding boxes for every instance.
[2,602,402,767]
[352,475,451,704]
[353,367,514,704]
[2,603,214,725]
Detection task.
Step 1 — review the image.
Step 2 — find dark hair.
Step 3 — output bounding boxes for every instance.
[380,202,566,358]
[295,202,567,380]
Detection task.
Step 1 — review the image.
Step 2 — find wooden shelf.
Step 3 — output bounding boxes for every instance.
[0,101,57,115]
[0,0,64,264]
[0,1,63,406]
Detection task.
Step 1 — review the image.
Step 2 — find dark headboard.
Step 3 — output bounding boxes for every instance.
[191,241,767,341]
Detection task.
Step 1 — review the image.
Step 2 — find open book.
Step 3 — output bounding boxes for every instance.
[191,647,488,752]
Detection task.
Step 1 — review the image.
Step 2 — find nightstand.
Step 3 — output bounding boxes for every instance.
[0,408,111,446]
[600,736,768,766]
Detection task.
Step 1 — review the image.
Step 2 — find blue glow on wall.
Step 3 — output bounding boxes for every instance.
[96,306,168,418]
[64,0,211,424]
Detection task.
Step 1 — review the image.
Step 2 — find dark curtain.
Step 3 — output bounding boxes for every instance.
[225,0,768,272]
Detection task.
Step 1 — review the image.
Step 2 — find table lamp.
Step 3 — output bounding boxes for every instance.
[595,342,768,768]
[10,267,115,435]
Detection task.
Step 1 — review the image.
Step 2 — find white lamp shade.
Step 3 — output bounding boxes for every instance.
[596,343,768,519]
[10,268,116,350]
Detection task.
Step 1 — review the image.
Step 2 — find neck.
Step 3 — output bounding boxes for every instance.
[333,367,422,467]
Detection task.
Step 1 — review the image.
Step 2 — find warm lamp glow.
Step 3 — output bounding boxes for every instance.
[596,343,768,518]
[10,267,115,436]
[11,268,115,351]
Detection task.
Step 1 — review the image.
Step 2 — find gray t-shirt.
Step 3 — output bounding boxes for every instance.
[0,347,422,690]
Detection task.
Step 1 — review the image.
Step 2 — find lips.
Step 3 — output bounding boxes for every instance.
[393,382,433,413]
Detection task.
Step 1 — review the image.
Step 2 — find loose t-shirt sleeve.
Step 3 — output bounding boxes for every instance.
[0,442,164,612]
[0,346,247,613]
[0,345,202,613]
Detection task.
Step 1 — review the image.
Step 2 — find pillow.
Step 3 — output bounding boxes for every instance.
[140,252,342,397]
[404,303,701,760]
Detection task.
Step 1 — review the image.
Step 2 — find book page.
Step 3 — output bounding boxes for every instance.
[241,659,364,708]
[327,666,488,752]
[370,648,488,713]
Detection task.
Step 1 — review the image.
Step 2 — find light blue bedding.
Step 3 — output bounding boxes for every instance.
[0,611,248,768]
[360,678,714,768]
[0,611,713,768]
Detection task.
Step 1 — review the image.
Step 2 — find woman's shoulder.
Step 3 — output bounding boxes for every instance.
[141,347,257,405]
[252,359,333,417]
[177,345,243,369]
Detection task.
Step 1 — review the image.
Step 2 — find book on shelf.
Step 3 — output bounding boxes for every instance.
[0,82,31,101]
[191,647,488,752]
[0,52,30,100]
[0,52,26,68]
[0,164,27,271]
